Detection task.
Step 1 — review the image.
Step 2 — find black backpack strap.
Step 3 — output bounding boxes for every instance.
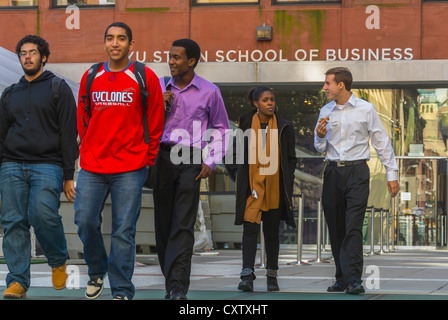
[0,84,14,108]
[0,84,15,129]
[82,62,103,127]
[2,78,63,109]
[78,62,103,145]
[163,76,171,88]
[163,76,172,121]
[134,61,150,144]
[51,76,63,105]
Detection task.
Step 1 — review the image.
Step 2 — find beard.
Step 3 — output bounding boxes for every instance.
[22,59,43,77]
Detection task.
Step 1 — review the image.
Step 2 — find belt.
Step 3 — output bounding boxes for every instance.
[327,160,366,167]
[159,143,201,154]
[159,143,175,152]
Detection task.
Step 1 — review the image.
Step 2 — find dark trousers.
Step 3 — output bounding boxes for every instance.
[322,163,370,285]
[153,149,202,294]
[242,209,282,271]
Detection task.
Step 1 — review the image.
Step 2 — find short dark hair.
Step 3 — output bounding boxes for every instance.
[248,86,273,109]
[15,35,50,66]
[172,39,201,68]
[325,67,353,91]
[104,22,133,42]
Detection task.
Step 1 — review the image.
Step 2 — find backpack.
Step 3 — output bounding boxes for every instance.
[80,61,151,144]
[1,76,63,110]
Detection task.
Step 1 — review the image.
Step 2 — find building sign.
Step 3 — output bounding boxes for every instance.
[130,47,414,63]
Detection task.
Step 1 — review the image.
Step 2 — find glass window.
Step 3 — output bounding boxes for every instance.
[215,84,448,247]
[397,88,448,157]
[52,0,114,7]
[273,0,340,3]
[0,0,38,7]
[193,0,258,5]
[397,158,443,247]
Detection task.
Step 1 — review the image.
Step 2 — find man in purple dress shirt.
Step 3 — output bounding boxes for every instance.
[153,39,230,300]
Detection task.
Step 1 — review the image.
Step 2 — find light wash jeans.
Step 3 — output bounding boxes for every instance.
[74,166,148,299]
[0,162,67,290]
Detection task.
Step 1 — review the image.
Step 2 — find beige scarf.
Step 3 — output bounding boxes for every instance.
[244,113,280,224]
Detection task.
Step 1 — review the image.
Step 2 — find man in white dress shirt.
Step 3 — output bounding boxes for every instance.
[314,67,399,294]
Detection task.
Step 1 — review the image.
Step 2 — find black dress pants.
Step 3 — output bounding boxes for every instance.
[153,148,202,294]
[322,162,370,285]
[242,209,282,271]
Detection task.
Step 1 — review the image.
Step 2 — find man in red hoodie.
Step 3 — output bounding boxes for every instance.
[74,22,164,300]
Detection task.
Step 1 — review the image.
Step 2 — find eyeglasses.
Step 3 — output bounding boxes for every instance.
[19,50,39,58]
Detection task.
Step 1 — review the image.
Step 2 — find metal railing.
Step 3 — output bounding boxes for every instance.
[256,193,394,268]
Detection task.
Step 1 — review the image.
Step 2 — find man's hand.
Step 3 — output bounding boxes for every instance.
[195,164,212,180]
[316,118,329,138]
[388,180,399,198]
[64,179,76,203]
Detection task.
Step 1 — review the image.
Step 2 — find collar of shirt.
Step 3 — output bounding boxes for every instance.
[167,73,201,91]
[329,93,357,111]
[104,60,134,72]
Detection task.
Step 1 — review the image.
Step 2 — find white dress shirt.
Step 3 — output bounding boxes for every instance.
[314,93,398,181]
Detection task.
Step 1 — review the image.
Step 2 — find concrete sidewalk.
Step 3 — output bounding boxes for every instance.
[2,246,448,300]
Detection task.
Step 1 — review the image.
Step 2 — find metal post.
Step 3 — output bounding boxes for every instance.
[316,200,322,262]
[371,207,375,254]
[392,194,398,251]
[257,221,266,269]
[322,210,329,252]
[310,200,329,263]
[444,158,448,250]
[31,228,36,258]
[288,194,310,265]
[379,209,385,254]
[365,207,377,256]
[385,208,391,253]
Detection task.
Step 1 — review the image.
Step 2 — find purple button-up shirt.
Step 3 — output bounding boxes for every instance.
[159,74,230,170]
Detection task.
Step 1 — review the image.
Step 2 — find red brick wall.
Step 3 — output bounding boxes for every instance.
[0,0,446,63]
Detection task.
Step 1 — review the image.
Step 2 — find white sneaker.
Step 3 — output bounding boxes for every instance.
[112,295,129,300]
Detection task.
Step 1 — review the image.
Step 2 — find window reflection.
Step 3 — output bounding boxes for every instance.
[398,158,441,246]
[194,0,257,3]
[53,0,114,6]
[398,89,448,157]
[214,85,448,247]
[274,0,340,3]
[0,0,38,6]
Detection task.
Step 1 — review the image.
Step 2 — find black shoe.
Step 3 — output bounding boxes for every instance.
[345,281,365,295]
[238,277,254,292]
[267,277,279,292]
[327,281,346,292]
[238,268,256,292]
[266,269,279,291]
[170,287,187,300]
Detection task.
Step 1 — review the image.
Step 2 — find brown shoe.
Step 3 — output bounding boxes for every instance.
[52,263,68,290]
[4,282,26,299]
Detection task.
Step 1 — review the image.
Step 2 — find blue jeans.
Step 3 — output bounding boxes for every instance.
[74,166,148,299]
[0,162,67,290]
